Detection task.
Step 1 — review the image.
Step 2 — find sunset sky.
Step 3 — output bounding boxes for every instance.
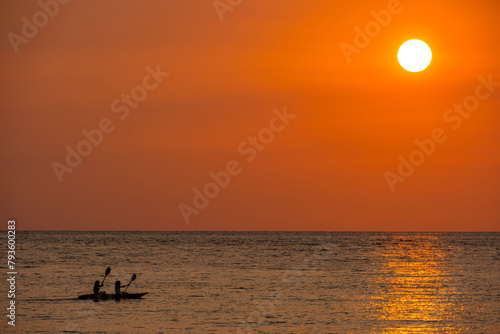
[1,0,499,231]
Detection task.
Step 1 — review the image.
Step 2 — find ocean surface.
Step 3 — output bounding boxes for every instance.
[1,232,499,333]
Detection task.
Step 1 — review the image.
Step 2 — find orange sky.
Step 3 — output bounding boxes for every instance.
[1,0,499,231]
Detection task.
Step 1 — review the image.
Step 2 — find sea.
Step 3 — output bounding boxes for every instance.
[1,231,499,333]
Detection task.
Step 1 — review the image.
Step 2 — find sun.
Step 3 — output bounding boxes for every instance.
[397,39,432,72]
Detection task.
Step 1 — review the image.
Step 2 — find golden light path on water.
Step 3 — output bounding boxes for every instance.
[369,234,463,333]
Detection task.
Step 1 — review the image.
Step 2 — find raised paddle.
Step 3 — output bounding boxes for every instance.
[101,267,111,285]
[122,274,136,293]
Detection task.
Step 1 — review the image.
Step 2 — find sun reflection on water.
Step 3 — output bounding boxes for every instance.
[369,234,464,333]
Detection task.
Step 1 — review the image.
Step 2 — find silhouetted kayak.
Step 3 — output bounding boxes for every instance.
[78,292,148,300]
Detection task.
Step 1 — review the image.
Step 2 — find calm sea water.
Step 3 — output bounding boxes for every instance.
[1,232,499,333]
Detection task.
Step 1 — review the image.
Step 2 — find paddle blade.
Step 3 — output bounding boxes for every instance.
[131,274,136,281]
[105,267,111,276]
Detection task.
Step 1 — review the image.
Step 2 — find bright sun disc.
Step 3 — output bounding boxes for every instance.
[398,39,432,72]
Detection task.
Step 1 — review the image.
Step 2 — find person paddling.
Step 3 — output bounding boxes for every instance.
[93,280,103,294]
[93,267,111,295]
[115,281,129,295]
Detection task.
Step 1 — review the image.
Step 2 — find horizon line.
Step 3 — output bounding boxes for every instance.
[3,230,500,233]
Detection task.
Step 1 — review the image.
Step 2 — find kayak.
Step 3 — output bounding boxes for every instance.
[78,292,148,300]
